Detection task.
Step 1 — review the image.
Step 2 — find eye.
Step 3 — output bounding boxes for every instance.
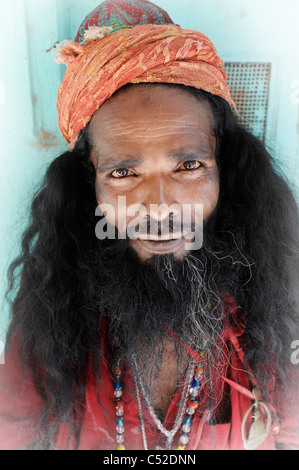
[176,160,202,171]
[110,168,135,178]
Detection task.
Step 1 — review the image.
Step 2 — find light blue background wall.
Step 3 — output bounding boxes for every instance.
[1,0,299,349]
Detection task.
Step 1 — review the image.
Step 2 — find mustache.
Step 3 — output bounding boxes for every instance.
[126,215,197,238]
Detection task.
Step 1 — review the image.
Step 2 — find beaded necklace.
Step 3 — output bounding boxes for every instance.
[113,356,204,450]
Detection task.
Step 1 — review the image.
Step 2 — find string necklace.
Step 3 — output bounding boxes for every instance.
[113,355,204,450]
[134,356,196,450]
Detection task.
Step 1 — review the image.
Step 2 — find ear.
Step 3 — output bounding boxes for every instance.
[90,149,102,206]
[91,149,98,169]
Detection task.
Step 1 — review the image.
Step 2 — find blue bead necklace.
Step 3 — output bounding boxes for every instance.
[113,356,204,450]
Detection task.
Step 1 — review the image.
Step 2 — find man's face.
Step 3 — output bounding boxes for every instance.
[90,85,219,261]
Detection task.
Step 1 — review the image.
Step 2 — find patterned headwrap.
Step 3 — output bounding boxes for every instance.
[54,0,234,149]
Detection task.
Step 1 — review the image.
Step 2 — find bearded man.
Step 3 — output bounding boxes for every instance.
[0,0,298,451]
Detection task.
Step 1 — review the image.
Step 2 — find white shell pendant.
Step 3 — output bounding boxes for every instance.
[241,387,272,450]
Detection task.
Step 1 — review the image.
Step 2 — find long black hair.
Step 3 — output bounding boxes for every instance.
[5,84,299,447]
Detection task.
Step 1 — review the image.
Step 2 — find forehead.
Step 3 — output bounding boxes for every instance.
[90,85,216,155]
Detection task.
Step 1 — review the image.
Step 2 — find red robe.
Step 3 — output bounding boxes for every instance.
[0,296,298,450]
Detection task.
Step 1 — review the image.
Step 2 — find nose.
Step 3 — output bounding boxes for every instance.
[141,174,180,221]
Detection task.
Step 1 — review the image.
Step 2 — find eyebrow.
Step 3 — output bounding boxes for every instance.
[97,150,215,173]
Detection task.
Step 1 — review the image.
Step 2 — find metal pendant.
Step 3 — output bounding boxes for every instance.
[241,387,272,450]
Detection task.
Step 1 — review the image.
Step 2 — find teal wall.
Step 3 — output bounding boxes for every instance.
[1,0,299,349]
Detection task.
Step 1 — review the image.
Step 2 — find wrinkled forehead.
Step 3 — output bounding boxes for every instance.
[90,84,216,144]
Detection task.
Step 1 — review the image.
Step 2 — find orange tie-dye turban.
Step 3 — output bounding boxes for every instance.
[54,0,234,149]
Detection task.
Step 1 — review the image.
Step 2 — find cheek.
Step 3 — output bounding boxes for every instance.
[201,174,220,219]
[182,174,220,223]
[95,180,130,233]
[95,180,118,224]
[95,177,119,207]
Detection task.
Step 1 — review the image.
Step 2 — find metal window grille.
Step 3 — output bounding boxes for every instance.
[224,62,272,141]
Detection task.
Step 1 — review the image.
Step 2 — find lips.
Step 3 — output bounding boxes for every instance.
[138,233,183,241]
[136,237,186,253]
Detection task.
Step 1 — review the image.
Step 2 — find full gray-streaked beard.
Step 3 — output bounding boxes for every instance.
[86,225,248,402]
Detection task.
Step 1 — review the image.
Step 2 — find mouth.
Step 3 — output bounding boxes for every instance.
[138,233,183,241]
[135,236,186,254]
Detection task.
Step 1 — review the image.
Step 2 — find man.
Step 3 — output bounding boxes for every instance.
[0,0,298,450]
